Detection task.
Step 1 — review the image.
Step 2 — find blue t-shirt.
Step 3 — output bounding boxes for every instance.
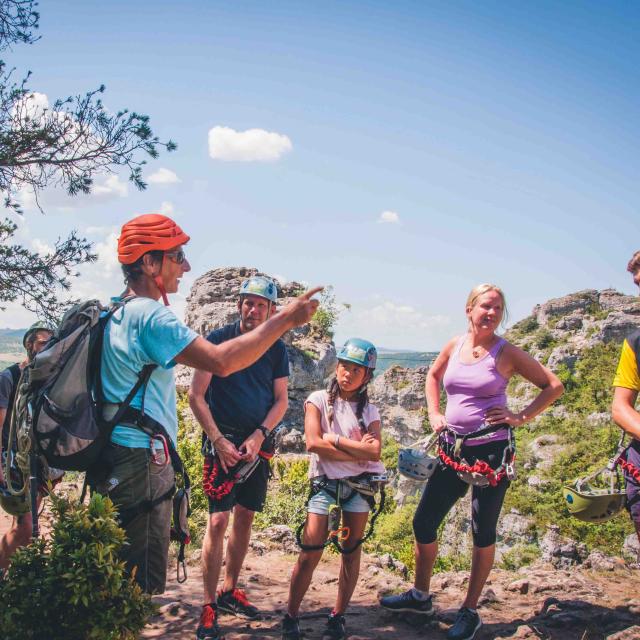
[206,321,289,439]
[101,297,198,448]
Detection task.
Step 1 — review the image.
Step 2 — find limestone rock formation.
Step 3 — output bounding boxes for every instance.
[507,288,640,371]
[177,267,336,434]
[369,365,429,445]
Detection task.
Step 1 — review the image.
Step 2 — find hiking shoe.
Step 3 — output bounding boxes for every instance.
[217,587,259,619]
[282,613,303,640]
[322,612,346,640]
[196,603,222,640]
[446,607,482,640]
[379,589,434,616]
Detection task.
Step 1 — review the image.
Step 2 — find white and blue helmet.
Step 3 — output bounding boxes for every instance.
[239,276,278,303]
[337,338,377,370]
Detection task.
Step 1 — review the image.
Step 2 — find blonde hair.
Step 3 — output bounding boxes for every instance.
[627,251,640,274]
[466,283,509,325]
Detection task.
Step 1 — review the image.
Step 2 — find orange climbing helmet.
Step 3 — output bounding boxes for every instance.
[118,213,190,265]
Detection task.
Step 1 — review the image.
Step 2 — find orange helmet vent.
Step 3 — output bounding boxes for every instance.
[118,213,190,265]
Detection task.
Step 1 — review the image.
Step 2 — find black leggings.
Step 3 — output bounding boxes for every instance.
[413,440,510,548]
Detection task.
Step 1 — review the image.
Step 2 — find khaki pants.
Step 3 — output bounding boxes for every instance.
[97,443,175,594]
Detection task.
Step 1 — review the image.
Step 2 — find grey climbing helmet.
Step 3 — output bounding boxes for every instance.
[398,434,439,482]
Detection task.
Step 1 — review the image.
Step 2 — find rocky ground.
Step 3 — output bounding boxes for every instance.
[137,525,640,640]
[2,497,640,639]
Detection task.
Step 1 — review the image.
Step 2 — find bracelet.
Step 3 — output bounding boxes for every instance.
[212,435,225,445]
[256,425,270,439]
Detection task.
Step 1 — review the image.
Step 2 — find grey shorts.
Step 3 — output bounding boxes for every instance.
[307,478,371,515]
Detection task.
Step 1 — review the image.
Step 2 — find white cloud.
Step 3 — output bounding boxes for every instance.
[378,210,400,224]
[92,174,128,199]
[94,228,120,278]
[159,201,175,217]
[31,238,54,256]
[148,167,181,185]
[208,126,292,162]
[336,298,451,350]
[13,92,49,123]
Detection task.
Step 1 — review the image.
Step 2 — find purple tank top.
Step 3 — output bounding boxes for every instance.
[442,335,509,445]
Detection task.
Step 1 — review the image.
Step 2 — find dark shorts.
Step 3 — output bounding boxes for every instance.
[204,453,270,513]
[96,443,175,595]
[623,441,640,524]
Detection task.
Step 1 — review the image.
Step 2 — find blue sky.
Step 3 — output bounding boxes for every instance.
[1,1,638,350]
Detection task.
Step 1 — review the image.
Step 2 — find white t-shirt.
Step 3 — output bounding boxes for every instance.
[304,389,385,479]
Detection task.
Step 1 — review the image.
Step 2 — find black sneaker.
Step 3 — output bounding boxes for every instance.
[196,603,222,640]
[446,607,482,640]
[322,612,346,640]
[217,588,259,619]
[379,589,434,616]
[282,613,303,640]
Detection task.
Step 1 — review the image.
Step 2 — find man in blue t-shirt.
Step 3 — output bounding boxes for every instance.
[190,275,290,639]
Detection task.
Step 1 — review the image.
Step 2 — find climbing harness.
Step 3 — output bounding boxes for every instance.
[398,433,439,482]
[202,423,287,501]
[295,472,388,555]
[438,423,516,487]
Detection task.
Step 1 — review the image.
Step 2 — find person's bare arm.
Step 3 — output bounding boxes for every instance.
[612,387,640,440]
[322,420,382,461]
[425,337,457,432]
[188,369,241,473]
[486,343,564,427]
[175,288,322,375]
[305,403,358,462]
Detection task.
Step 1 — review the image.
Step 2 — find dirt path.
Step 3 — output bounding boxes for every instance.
[142,529,640,640]
[3,511,639,639]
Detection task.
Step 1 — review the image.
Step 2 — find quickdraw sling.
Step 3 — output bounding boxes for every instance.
[438,423,516,487]
[202,423,286,501]
[295,472,388,555]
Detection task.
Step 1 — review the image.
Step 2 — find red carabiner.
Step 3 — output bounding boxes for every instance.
[150,434,170,467]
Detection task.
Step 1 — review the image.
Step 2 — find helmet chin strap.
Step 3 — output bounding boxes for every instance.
[154,275,170,306]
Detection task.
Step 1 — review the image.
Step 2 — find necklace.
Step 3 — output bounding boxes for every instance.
[472,347,482,359]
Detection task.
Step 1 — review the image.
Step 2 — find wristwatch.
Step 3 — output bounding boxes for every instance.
[256,425,270,439]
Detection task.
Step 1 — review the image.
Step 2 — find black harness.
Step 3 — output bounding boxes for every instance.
[296,472,386,555]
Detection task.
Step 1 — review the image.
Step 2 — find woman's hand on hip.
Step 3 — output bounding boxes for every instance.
[485,406,524,427]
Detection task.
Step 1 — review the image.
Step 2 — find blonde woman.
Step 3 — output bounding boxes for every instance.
[381,284,563,640]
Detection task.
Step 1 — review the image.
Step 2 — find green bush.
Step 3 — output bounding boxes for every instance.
[254,458,310,531]
[500,544,540,570]
[0,493,153,640]
[381,434,400,472]
[368,497,418,570]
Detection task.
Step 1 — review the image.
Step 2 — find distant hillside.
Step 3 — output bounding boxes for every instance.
[0,328,25,369]
[375,350,437,375]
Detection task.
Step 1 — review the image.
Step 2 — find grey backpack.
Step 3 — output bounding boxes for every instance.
[27,298,154,471]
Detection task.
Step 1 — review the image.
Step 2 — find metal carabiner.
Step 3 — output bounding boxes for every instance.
[150,434,170,467]
[506,463,517,481]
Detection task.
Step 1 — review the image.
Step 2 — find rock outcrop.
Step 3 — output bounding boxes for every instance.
[508,288,640,371]
[177,267,336,435]
[369,365,429,445]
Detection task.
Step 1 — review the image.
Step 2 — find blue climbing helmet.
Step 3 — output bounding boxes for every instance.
[239,275,278,303]
[337,338,377,370]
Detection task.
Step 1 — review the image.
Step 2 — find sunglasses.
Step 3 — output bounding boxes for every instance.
[165,249,187,264]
